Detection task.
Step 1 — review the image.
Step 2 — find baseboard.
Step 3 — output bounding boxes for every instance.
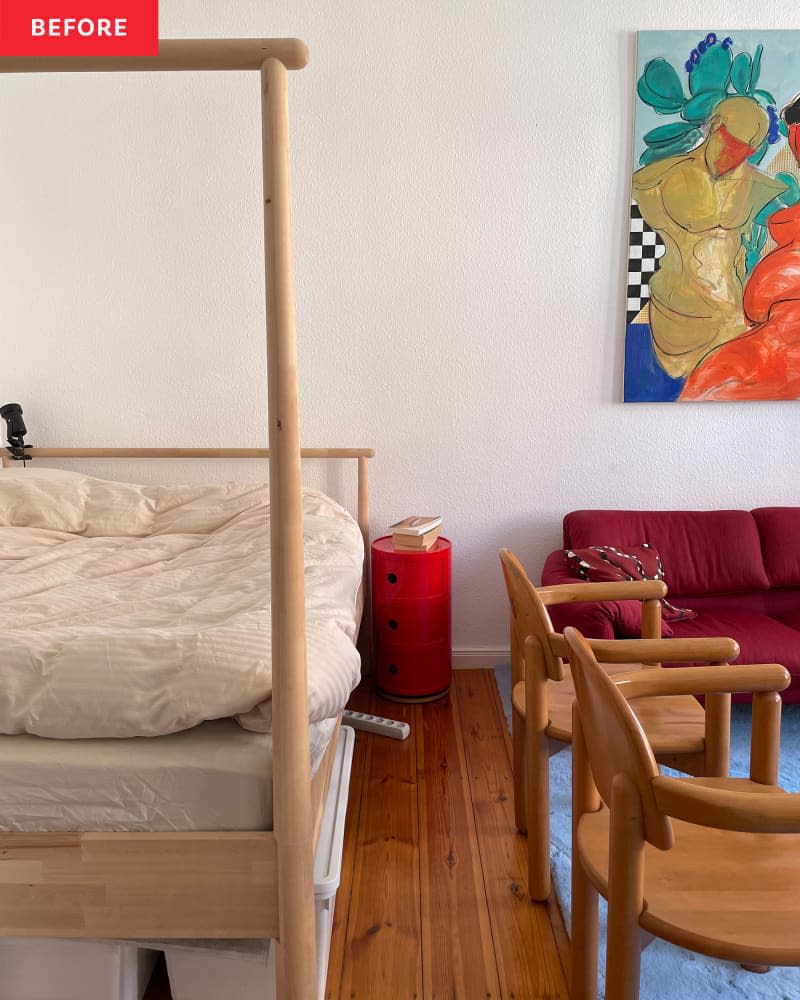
[452,649,509,670]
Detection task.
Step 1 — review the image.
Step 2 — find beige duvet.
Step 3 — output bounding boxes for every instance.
[0,468,363,739]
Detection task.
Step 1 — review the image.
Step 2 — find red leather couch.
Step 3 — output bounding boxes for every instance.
[541,508,800,702]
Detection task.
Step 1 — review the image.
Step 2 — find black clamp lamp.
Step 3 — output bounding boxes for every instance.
[1,404,31,465]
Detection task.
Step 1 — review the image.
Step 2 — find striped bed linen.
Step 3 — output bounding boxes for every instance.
[0,468,363,739]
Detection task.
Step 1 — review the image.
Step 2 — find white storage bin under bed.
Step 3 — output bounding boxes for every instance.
[0,725,355,1000]
[0,940,158,1000]
[165,724,355,1000]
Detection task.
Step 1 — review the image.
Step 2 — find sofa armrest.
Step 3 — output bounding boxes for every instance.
[540,549,673,638]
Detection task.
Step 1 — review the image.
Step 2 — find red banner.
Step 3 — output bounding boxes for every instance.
[0,0,158,56]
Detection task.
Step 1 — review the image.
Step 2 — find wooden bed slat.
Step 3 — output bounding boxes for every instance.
[0,832,279,938]
[20,448,373,459]
[0,38,309,73]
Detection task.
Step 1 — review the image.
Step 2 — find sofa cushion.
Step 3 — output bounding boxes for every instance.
[564,544,697,622]
[668,608,800,698]
[772,608,800,633]
[752,508,800,588]
[563,510,770,597]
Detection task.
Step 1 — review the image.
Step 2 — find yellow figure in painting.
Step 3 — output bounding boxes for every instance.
[633,96,787,378]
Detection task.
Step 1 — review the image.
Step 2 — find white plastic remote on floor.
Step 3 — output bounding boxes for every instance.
[342,710,410,740]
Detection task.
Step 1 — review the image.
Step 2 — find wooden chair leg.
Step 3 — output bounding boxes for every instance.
[571,710,599,1000]
[512,630,558,898]
[750,690,782,786]
[526,722,551,901]
[605,773,645,1000]
[571,854,598,1000]
[524,636,553,900]
[703,691,731,778]
[512,705,527,834]
[571,855,598,1000]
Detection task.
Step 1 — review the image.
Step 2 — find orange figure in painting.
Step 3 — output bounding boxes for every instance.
[682,95,800,400]
[633,96,786,379]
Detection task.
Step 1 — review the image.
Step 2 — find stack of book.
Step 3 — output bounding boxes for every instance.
[389,515,443,551]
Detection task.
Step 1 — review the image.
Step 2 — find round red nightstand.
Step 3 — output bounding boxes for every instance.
[371,536,452,702]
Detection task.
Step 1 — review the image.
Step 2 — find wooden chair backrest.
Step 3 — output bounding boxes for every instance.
[499,549,565,684]
[564,626,674,851]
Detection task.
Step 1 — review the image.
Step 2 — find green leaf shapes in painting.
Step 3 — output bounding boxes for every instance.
[730,53,752,95]
[753,88,777,106]
[750,43,763,91]
[639,127,704,166]
[745,172,799,274]
[775,171,800,210]
[689,42,732,96]
[747,138,769,165]
[643,121,697,147]
[753,172,800,225]
[682,89,727,124]
[638,58,686,114]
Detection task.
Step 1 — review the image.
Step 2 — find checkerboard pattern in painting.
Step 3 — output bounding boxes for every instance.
[627,202,665,323]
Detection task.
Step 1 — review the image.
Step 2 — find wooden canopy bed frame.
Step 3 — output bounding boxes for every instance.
[0,39,362,1000]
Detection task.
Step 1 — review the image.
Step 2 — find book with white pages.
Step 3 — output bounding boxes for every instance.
[388,515,442,536]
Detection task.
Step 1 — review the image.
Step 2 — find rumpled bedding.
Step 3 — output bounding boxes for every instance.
[0,468,363,738]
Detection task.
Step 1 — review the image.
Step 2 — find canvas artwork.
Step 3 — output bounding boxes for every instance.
[624,30,800,402]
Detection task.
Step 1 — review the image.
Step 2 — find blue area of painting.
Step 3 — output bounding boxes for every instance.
[623,324,686,402]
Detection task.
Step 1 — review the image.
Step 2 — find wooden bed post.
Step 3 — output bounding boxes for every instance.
[262,56,316,999]
[357,455,372,671]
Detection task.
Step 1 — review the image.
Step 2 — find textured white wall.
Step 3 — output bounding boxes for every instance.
[2,1,800,655]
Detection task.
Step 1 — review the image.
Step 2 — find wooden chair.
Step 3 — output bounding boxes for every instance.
[564,625,800,1000]
[499,548,739,901]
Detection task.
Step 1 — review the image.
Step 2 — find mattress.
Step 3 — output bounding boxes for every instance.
[0,716,336,833]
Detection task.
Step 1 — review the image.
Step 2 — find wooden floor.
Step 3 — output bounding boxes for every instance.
[145,669,570,999]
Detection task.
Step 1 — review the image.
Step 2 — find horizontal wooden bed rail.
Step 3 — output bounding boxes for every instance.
[0,38,309,73]
[18,447,374,459]
[0,831,279,938]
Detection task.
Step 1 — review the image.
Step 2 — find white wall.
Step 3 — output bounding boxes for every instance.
[2,1,800,658]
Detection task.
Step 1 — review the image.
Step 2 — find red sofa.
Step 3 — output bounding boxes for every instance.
[541,508,800,703]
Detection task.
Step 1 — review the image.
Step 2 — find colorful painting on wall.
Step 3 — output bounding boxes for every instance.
[624,30,800,402]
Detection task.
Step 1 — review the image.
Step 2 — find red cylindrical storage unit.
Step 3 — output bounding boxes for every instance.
[371,536,452,702]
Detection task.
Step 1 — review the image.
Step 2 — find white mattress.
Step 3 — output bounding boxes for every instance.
[0,716,336,832]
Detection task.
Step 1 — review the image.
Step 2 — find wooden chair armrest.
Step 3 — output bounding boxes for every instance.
[549,634,739,663]
[537,579,667,605]
[580,636,739,664]
[653,775,800,833]
[615,663,789,700]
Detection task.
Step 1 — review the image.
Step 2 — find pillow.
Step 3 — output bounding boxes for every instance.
[565,543,697,624]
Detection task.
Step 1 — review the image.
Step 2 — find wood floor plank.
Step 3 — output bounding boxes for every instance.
[456,670,569,1000]
[337,688,423,998]
[417,687,502,999]
[487,667,572,987]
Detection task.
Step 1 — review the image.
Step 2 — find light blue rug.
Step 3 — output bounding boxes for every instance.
[494,664,800,1000]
